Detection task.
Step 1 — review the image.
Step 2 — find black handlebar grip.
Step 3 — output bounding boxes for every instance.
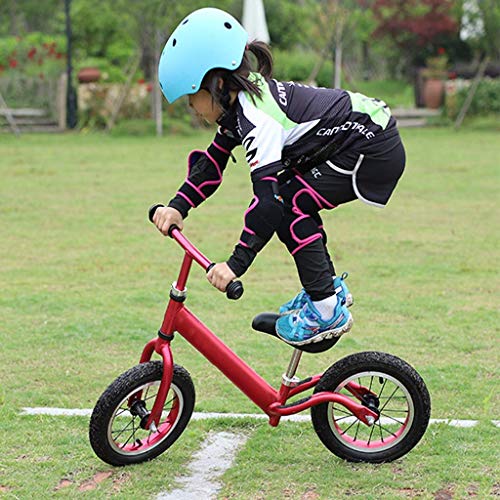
[226,280,244,300]
[148,203,165,223]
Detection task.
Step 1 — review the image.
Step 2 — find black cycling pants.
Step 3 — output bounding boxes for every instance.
[276,140,405,301]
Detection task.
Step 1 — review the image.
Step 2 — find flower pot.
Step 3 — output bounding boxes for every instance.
[423,78,445,109]
[78,67,101,83]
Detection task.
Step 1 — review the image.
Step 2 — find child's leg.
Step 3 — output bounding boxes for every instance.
[274,176,354,344]
[311,212,335,276]
[276,208,334,300]
[275,220,353,345]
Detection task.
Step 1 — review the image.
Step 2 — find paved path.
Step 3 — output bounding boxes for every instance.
[157,431,248,500]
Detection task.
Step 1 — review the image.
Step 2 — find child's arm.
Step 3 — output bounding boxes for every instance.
[207,174,283,291]
[226,173,284,277]
[154,129,239,236]
[168,129,239,217]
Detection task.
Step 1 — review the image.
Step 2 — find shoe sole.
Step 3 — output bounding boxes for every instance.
[276,314,354,347]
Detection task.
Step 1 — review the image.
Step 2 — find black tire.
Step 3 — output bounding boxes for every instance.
[311,351,430,463]
[89,361,195,466]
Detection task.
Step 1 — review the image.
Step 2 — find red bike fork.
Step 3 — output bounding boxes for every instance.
[138,252,193,430]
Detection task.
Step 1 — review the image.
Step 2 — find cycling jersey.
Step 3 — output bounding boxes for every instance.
[218,73,398,178]
[168,73,404,278]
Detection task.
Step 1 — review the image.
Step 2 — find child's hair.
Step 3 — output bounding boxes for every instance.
[201,40,273,110]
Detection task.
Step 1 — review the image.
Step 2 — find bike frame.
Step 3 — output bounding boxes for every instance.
[138,228,378,430]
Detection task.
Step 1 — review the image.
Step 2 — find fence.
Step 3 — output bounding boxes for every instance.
[0,73,66,132]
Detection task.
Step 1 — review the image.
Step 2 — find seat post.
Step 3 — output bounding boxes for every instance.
[282,349,303,387]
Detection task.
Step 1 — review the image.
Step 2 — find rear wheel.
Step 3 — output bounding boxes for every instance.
[89,361,195,466]
[311,351,430,463]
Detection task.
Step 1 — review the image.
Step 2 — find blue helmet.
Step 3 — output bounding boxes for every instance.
[158,8,248,103]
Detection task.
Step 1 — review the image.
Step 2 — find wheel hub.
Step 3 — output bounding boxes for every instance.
[129,400,151,429]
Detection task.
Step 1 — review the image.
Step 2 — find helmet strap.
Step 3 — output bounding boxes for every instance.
[219,81,232,111]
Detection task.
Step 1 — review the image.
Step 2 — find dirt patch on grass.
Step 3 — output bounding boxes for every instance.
[434,484,455,499]
[54,479,74,491]
[54,471,114,492]
[301,487,320,499]
[78,471,113,491]
[112,472,131,492]
[397,488,426,498]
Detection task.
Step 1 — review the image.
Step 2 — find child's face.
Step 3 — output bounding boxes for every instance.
[188,90,223,124]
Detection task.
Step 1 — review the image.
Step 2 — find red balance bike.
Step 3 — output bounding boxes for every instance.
[89,205,431,466]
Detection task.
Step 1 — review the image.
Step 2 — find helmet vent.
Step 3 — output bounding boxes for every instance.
[173,39,177,47]
[224,22,232,29]
[182,18,189,25]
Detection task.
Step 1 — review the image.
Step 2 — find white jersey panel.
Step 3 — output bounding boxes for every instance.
[283,119,320,146]
[238,93,284,173]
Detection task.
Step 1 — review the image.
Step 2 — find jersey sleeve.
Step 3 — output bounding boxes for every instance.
[168,129,240,218]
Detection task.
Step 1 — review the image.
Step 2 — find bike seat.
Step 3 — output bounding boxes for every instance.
[251,312,341,353]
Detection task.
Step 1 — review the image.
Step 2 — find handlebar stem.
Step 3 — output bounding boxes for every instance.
[170,228,211,271]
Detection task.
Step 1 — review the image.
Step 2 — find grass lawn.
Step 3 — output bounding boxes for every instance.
[0,121,498,498]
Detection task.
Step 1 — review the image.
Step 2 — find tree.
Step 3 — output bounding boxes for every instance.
[372,0,459,70]
[454,0,500,127]
[0,0,62,36]
[306,0,375,87]
[262,0,316,48]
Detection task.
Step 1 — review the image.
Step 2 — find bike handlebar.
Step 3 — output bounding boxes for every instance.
[148,204,244,300]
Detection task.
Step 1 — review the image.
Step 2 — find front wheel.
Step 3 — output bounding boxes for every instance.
[311,351,430,463]
[89,361,195,466]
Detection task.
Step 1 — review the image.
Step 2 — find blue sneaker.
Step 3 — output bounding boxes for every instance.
[334,272,353,308]
[279,289,307,314]
[279,273,353,315]
[276,294,353,346]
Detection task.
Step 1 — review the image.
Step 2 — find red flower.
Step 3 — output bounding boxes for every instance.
[9,59,18,68]
[437,47,446,55]
[28,47,37,59]
[138,78,145,84]
[146,83,153,92]
[55,53,63,59]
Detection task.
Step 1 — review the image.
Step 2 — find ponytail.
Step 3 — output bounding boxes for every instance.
[200,40,274,110]
[247,40,273,79]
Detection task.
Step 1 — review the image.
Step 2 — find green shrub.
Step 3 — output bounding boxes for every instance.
[445,78,500,118]
[346,79,414,108]
[272,49,333,87]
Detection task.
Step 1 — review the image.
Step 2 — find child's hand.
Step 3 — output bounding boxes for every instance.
[207,263,237,292]
[153,206,184,235]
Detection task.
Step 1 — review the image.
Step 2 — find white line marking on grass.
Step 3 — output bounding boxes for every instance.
[20,407,500,428]
[20,407,310,422]
[156,431,247,500]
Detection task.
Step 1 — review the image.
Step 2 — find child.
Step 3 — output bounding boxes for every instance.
[154,8,405,346]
